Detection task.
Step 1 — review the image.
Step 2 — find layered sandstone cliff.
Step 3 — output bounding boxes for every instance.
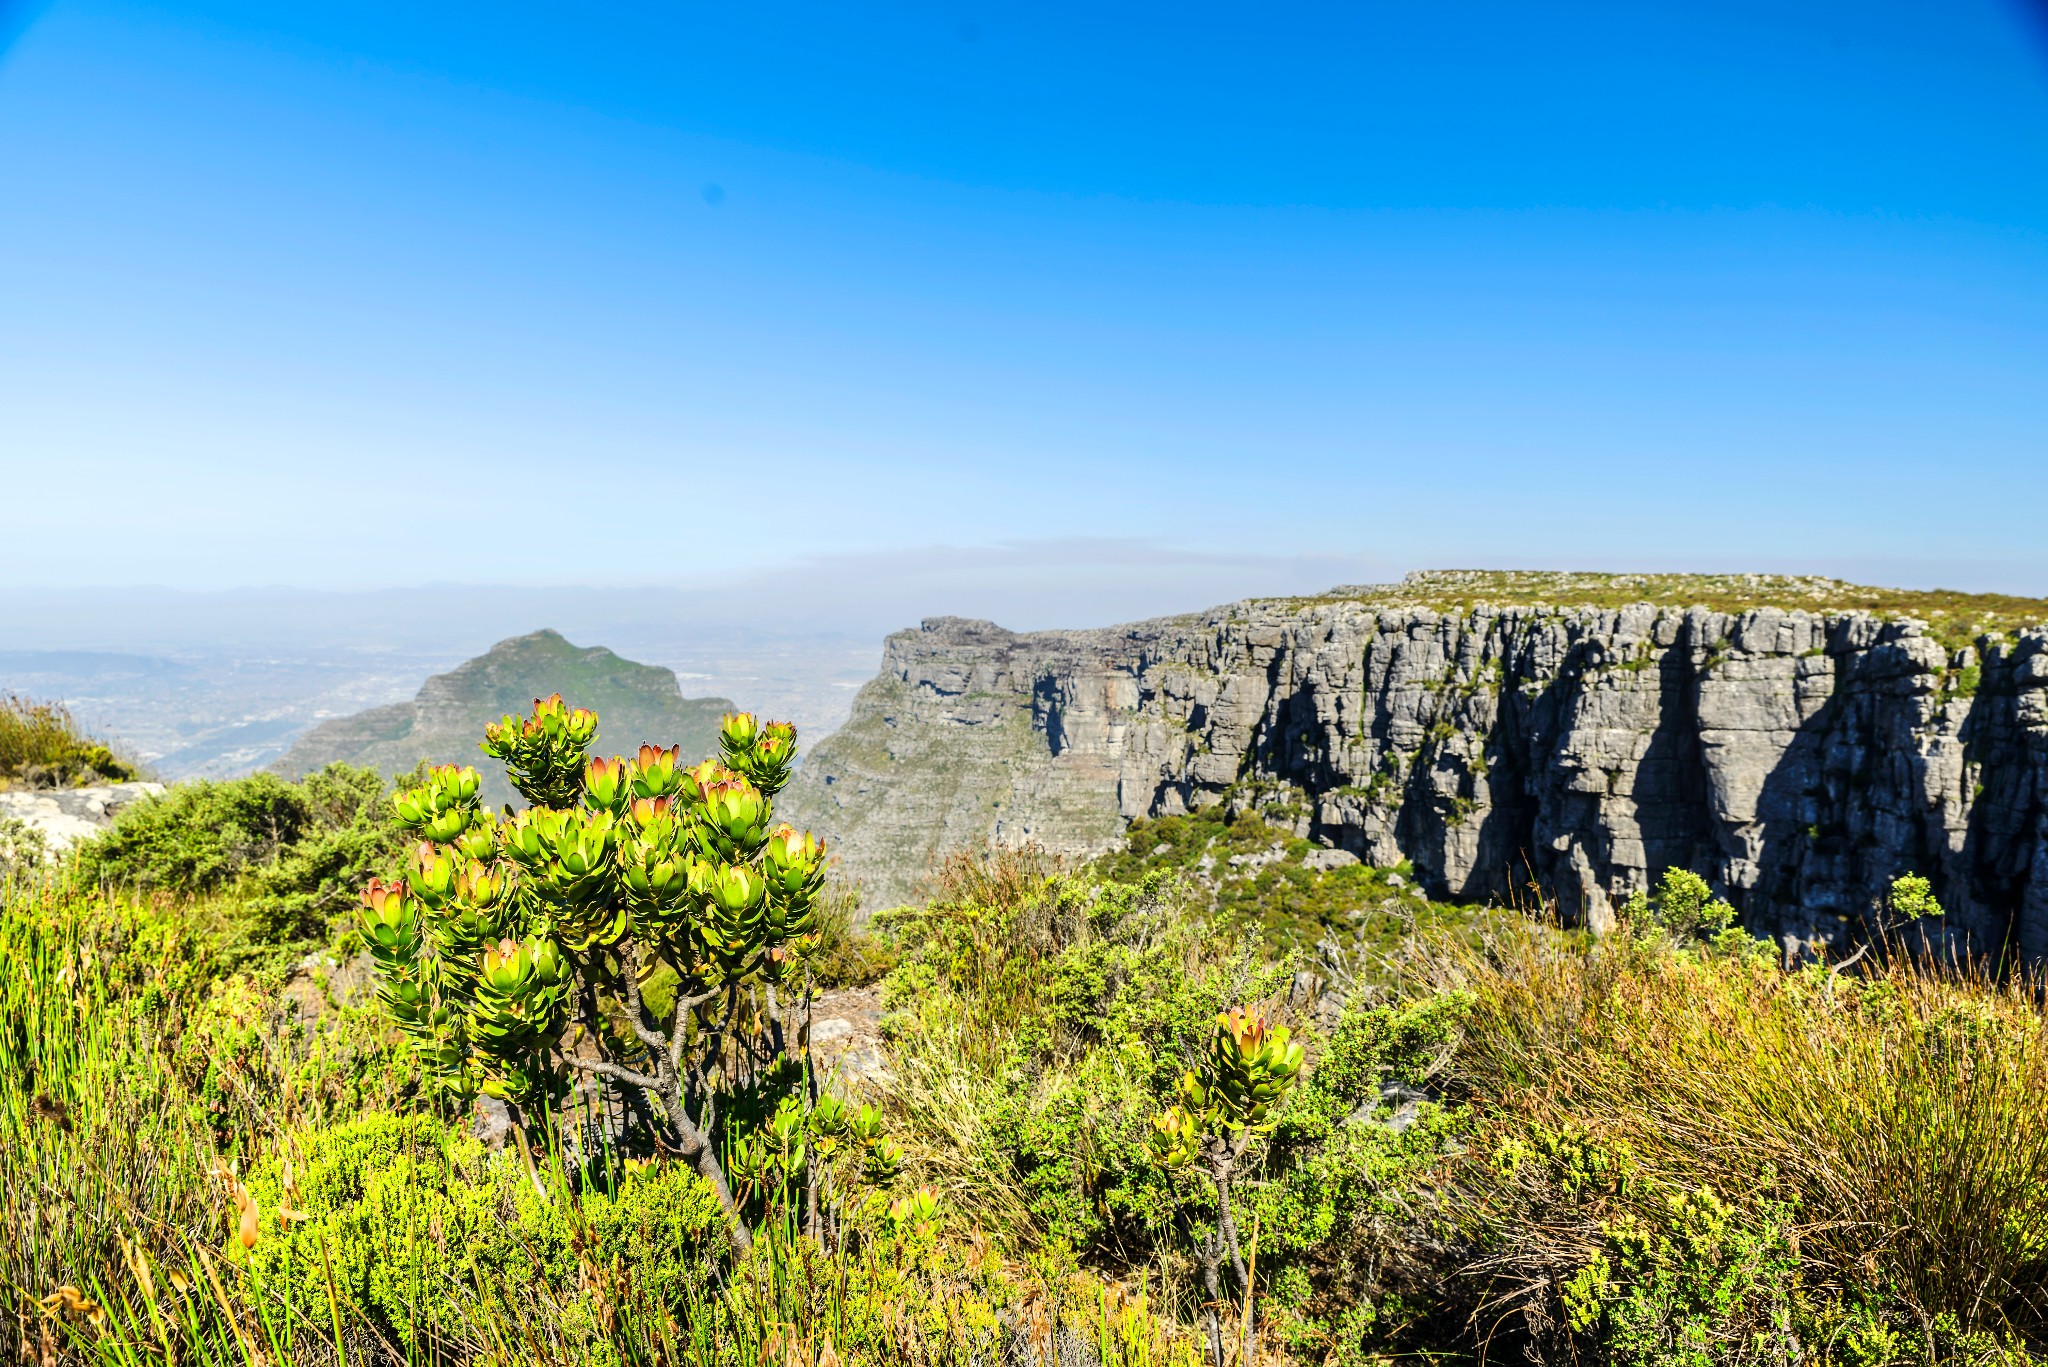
[782,573,2048,959]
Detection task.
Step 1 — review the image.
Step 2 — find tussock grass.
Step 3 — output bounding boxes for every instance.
[0,694,134,788]
[1431,923,2048,1346]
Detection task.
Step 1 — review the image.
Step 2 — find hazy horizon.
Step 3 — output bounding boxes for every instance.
[6,543,2048,648]
[6,1,2048,776]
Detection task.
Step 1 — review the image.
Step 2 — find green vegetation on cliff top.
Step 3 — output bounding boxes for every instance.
[1093,798,1480,955]
[1297,570,2048,644]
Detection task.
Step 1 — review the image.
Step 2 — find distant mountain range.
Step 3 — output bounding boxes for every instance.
[272,630,735,807]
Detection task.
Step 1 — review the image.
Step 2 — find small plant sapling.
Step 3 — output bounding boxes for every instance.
[1145,1006,1305,1367]
[1616,867,1737,942]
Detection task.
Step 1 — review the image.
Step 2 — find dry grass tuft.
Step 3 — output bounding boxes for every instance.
[1429,922,2048,1337]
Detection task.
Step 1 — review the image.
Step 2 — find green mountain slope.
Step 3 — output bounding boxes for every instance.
[271,629,735,808]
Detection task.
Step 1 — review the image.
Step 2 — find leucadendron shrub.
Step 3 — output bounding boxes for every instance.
[357,696,902,1253]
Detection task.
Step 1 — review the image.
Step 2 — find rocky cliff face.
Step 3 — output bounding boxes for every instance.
[783,576,2048,960]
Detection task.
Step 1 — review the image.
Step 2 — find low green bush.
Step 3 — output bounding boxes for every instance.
[76,762,407,958]
[875,854,1476,1362]
[243,1111,727,1349]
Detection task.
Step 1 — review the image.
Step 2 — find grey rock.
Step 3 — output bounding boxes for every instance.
[1302,846,1361,871]
[1350,1081,1434,1133]
[1287,969,1320,1007]
[0,782,165,852]
[473,1095,515,1149]
[809,1016,856,1045]
[1004,1325,1101,1367]
[786,588,2048,959]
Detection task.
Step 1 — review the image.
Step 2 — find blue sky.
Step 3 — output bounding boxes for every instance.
[3,0,2046,615]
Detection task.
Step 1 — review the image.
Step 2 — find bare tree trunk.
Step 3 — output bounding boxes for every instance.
[1199,1232,1226,1367]
[1214,1168,1250,1290]
[588,945,754,1254]
[800,971,820,1238]
[1175,1198,1226,1367]
[503,1100,550,1202]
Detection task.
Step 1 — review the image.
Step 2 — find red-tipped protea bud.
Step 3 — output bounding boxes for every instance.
[358,878,421,964]
[452,811,500,863]
[737,721,797,794]
[695,776,770,862]
[453,860,512,912]
[707,861,766,916]
[1203,1007,1305,1129]
[717,711,761,762]
[583,754,631,814]
[762,824,826,899]
[629,743,684,799]
[406,842,460,909]
[1144,1106,1200,1168]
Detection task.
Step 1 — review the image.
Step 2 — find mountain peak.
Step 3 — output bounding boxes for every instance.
[274,629,736,806]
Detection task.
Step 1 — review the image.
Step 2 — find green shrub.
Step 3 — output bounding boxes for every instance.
[877,852,1476,1364]
[1559,1185,1800,1367]
[76,763,405,955]
[244,1111,726,1348]
[1886,872,1944,924]
[1617,866,1737,942]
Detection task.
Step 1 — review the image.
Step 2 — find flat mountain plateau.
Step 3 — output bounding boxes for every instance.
[781,571,2048,960]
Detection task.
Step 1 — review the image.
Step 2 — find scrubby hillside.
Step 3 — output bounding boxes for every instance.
[11,653,2047,1367]
[0,692,136,790]
[273,629,735,808]
[9,821,2044,1364]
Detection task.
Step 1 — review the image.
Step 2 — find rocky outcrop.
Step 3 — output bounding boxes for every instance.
[784,583,2048,960]
[0,782,166,852]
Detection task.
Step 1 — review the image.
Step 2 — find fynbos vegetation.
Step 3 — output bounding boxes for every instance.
[4,689,2046,1366]
[359,696,855,1247]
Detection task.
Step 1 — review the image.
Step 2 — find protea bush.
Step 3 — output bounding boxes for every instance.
[359,695,843,1250]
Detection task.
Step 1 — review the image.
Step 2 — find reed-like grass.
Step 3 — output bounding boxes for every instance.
[0,694,134,787]
[1435,925,2048,1344]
